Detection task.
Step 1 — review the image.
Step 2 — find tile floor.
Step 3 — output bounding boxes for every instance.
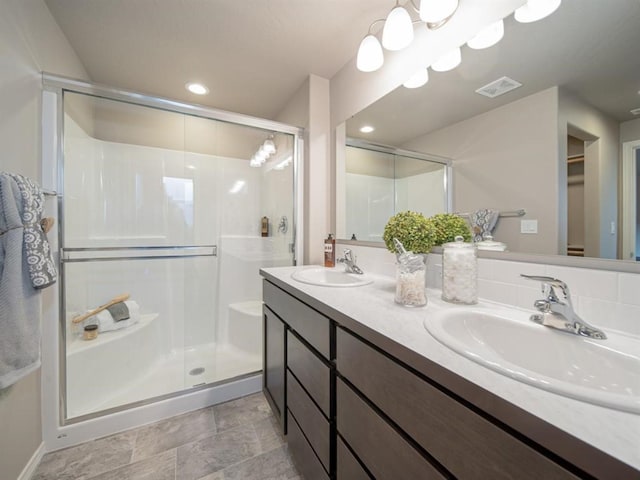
[32,393,301,480]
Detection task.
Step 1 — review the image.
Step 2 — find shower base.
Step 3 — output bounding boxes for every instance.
[67,342,261,419]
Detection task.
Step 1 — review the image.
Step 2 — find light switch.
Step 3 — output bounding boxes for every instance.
[521,219,538,234]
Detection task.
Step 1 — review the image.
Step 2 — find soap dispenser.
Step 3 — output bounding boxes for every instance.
[324,234,335,267]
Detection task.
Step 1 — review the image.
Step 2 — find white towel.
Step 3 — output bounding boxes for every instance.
[88,301,140,333]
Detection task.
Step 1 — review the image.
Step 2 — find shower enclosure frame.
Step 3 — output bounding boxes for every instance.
[40,73,305,451]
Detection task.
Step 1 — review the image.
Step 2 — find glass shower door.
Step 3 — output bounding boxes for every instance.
[60,91,297,421]
[61,92,217,419]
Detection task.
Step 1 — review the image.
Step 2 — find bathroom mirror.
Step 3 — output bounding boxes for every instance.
[338,1,640,262]
[337,139,451,242]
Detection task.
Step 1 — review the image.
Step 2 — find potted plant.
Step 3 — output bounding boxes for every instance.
[383,211,436,254]
[428,213,472,246]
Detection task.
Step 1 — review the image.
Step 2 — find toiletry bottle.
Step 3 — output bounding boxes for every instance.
[261,216,269,237]
[324,234,335,267]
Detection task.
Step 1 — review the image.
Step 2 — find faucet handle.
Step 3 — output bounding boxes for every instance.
[520,274,571,303]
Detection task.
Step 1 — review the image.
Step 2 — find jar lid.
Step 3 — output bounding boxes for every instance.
[476,234,507,251]
[84,324,98,331]
[443,235,475,249]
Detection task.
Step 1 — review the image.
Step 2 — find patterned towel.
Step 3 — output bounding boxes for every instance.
[469,209,499,243]
[0,173,56,288]
[0,173,56,388]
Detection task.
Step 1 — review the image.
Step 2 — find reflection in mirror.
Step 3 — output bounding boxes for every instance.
[337,140,451,242]
[340,1,640,262]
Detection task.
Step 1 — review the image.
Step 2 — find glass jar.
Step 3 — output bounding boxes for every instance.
[395,255,427,307]
[442,236,477,304]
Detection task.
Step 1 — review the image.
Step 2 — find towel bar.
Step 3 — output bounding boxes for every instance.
[456,209,526,218]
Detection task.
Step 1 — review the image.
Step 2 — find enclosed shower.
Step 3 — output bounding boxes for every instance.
[41,77,301,435]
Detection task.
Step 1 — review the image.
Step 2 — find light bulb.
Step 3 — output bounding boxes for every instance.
[419,0,459,24]
[357,34,384,72]
[263,138,276,154]
[467,20,504,49]
[403,68,429,89]
[382,6,414,51]
[431,47,461,72]
[514,0,561,23]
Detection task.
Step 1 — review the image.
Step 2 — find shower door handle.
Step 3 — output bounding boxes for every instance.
[61,245,217,263]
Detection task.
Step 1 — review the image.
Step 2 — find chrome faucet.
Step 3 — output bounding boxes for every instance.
[521,275,606,340]
[337,249,364,274]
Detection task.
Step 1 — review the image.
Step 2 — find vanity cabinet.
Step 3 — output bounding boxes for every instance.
[263,280,333,479]
[263,305,286,429]
[335,327,579,480]
[261,273,638,480]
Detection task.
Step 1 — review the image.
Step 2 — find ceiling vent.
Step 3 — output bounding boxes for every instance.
[631,108,640,116]
[475,76,522,98]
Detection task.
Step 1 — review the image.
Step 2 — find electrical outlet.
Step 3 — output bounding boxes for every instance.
[520,219,538,234]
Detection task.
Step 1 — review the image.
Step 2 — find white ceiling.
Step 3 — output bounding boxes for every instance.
[45,0,640,143]
[44,0,393,120]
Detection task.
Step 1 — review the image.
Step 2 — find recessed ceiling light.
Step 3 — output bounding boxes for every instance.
[360,126,375,133]
[185,82,209,95]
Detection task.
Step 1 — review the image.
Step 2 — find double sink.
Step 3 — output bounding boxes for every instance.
[291,266,640,414]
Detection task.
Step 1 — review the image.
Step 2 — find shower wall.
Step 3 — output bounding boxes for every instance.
[62,94,295,418]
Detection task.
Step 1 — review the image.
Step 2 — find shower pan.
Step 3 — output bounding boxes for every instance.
[40,74,302,449]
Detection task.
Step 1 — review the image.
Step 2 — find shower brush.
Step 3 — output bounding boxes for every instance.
[72,293,130,324]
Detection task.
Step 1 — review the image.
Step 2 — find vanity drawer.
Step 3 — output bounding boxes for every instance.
[263,280,330,359]
[337,435,371,480]
[287,331,331,416]
[336,328,579,480]
[286,369,330,472]
[337,377,446,480]
[287,409,330,480]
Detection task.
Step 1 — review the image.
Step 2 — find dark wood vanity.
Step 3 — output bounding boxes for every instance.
[261,273,640,480]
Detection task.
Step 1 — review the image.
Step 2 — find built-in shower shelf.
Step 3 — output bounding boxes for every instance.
[67,313,159,355]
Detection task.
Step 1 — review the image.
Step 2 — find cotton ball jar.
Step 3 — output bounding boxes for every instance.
[442,236,478,305]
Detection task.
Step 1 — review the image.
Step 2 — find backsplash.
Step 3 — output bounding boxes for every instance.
[336,242,640,337]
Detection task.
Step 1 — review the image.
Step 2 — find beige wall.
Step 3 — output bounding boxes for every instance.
[621,117,640,143]
[402,88,560,255]
[276,75,330,265]
[0,0,88,478]
[559,89,619,259]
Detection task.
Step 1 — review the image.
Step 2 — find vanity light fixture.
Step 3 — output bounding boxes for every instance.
[357,33,385,72]
[356,0,462,73]
[359,125,375,133]
[250,135,278,167]
[419,0,459,29]
[467,19,504,50]
[514,0,561,23]
[382,2,414,51]
[403,68,429,88]
[185,82,209,95]
[431,47,461,72]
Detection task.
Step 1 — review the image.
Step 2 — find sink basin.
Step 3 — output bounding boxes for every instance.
[425,306,640,413]
[291,267,373,287]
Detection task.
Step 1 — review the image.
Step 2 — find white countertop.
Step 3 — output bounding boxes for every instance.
[261,266,640,472]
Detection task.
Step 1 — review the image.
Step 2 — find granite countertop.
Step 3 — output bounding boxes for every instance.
[261,265,640,474]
